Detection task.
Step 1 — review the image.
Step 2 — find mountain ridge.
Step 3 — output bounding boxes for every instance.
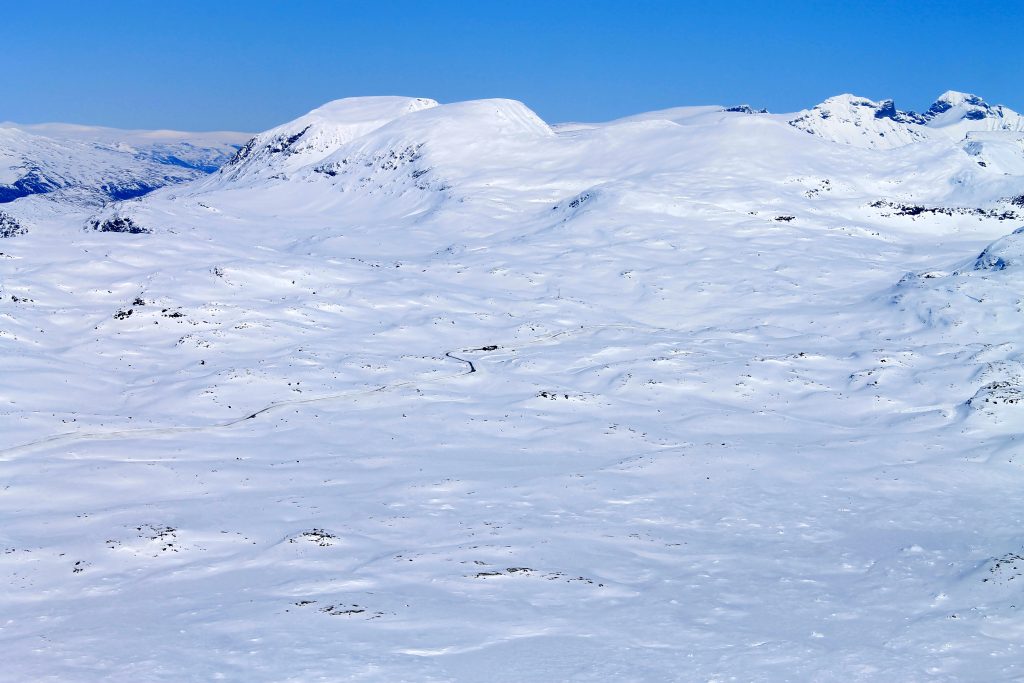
[788,90,1024,149]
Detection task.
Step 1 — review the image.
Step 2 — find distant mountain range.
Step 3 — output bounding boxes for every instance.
[3,91,1020,210]
[789,90,1024,149]
[0,121,248,205]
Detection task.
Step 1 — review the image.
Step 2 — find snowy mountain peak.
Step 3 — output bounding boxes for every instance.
[788,94,926,148]
[933,90,986,108]
[922,91,1024,135]
[359,98,554,141]
[203,97,552,199]
[790,91,1024,148]
[925,90,992,122]
[800,94,921,124]
[307,96,438,121]
[216,96,439,184]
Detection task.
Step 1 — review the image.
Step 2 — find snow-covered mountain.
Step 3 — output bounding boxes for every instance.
[212,96,439,185]
[787,94,930,148]
[788,90,1024,150]
[3,92,1024,681]
[924,90,1024,138]
[0,121,248,206]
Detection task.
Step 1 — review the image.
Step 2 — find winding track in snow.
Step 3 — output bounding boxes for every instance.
[0,346,477,461]
[0,324,655,461]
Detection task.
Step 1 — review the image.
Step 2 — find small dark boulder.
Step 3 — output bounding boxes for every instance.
[0,212,26,238]
[87,215,151,234]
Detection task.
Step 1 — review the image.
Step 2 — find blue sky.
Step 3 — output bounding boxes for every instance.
[3,0,1021,132]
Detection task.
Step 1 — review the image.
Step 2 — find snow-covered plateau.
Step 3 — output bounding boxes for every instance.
[2,92,1024,681]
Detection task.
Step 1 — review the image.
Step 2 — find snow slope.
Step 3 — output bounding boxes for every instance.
[1,93,1024,681]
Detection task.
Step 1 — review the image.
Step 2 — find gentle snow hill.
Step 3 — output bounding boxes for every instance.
[553,104,770,134]
[138,98,560,225]
[889,226,1024,431]
[103,92,1023,235]
[0,121,248,206]
[4,92,1024,681]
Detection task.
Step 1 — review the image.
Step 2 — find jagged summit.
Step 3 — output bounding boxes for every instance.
[921,91,1024,135]
[789,91,1024,148]
[787,94,927,148]
[931,90,987,110]
[814,94,919,121]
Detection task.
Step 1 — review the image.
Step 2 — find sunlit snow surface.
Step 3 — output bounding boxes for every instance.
[2,96,1024,681]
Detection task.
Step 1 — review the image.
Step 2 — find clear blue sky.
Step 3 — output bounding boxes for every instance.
[3,0,1021,132]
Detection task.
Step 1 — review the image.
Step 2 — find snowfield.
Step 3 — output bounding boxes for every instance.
[2,93,1024,681]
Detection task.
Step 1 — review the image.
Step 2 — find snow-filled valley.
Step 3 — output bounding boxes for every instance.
[2,93,1024,681]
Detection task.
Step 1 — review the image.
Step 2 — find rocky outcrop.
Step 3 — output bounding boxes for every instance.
[86,215,151,234]
[0,211,26,237]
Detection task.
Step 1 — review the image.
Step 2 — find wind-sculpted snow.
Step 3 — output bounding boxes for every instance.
[888,226,1024,433]
[2,94,1024,681]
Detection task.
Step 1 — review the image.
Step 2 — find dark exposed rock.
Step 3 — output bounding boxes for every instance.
[0,167,191,204]
[924,93,987,120]
[268,126,312,155]
[0,169,62,203]
[100,181,164,201]
[724,105,768,114]
[226,136,259,165]
[0,212,26,238]
[873,99,925,124]
[87,215,151,234]
[870,200,1018,221]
